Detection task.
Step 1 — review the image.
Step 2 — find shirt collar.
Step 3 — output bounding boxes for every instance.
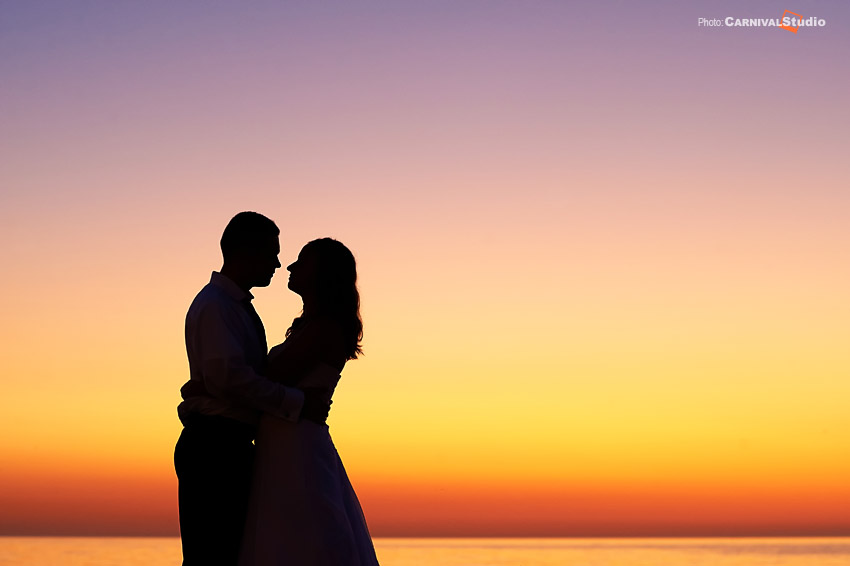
[209,271,254,302]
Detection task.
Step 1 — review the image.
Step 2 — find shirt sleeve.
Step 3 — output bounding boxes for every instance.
[190,299,304,421]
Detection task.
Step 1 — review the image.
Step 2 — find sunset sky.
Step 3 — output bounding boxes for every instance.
[1,1,848,537]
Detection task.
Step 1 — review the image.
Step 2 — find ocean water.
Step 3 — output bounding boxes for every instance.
[1,536,849,565]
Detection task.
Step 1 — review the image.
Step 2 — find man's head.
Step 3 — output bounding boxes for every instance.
[220,211,281,289]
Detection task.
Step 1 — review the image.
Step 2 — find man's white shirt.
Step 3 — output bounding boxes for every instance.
[178,271,304,425]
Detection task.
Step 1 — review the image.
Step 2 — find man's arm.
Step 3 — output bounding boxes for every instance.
[190,301,304,421]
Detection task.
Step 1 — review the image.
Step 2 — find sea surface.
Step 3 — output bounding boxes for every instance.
[1,536,849,565]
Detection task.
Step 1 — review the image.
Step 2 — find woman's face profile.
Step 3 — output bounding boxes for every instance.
[286,247,318,296]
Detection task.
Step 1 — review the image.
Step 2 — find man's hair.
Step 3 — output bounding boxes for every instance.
[220,211,279,261]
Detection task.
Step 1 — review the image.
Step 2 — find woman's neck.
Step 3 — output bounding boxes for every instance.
[301,300,320,318]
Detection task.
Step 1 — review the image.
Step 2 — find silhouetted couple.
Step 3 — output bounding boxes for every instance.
[174,212,380,566]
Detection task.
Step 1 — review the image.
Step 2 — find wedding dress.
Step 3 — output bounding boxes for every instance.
[239,361,380,566]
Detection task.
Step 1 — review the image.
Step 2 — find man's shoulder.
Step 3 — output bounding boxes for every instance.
[187,282,232,318]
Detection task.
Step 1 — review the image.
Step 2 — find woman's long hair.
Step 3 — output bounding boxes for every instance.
[288,238,363,360]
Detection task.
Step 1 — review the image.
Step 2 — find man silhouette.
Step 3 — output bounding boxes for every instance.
[174,211,329,566]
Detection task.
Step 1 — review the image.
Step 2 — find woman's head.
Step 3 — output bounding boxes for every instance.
[287,238,363,359]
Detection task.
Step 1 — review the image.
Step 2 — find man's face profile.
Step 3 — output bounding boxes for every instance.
[248,235,281,287]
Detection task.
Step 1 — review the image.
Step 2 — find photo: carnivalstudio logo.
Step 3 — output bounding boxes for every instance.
[698,10,826,33]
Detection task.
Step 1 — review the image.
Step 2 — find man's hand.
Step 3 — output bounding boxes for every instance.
[180,379,208,399]
[300,387,332,425]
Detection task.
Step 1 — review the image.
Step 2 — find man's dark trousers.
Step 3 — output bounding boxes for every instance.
[175,414,256,566]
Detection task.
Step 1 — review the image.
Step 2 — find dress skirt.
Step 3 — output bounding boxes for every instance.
[239,414,380,566]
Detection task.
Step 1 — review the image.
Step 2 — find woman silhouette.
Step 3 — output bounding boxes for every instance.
[238,238,380,566]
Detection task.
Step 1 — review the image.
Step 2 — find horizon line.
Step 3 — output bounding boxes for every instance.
[3,533,849,539]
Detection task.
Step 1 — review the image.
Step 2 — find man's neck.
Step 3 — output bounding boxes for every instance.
[219,266,253,295]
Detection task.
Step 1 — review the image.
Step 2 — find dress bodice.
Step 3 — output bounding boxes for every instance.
[269,317,343,399]
[298,362,341,400]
